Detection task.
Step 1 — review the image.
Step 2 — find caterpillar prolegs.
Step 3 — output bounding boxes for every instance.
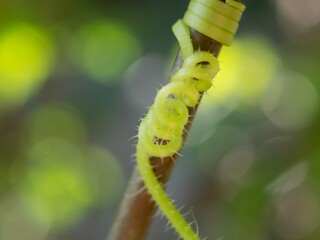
[135,0,245,239]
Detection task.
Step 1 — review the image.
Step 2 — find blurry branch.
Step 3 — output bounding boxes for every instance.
[107,33,221,240]
[107,1,239,239]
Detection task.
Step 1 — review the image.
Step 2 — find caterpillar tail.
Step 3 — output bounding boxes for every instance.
[135,0,245,239]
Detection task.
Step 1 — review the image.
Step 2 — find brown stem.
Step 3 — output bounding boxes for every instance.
[107,0,243,235]
[107,28,222,240]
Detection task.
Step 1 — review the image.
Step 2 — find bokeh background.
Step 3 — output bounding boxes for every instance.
[0,0,320,239]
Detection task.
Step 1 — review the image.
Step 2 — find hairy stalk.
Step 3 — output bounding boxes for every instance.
[107,32,220,240]
[107,0,244,239]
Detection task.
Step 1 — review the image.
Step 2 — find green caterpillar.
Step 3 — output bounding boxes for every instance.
[135,0,245,239]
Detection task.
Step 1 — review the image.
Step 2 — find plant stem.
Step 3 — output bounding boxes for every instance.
[107,28,222,240]
[107,0,245,235]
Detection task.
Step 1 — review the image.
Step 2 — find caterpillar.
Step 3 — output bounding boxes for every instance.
[135,0,245,239]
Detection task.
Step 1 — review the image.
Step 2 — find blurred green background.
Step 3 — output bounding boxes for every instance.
[0,0,320,239]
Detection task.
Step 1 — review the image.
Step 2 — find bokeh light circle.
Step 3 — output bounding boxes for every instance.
[261,72,319,131]
[21,139,92,226]
[202,36,280,109]
[0,23,54,108]
[26,103,87,145]
[69,20,141,84]
[20,103,124,227]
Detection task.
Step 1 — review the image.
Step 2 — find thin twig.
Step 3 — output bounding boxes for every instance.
[107,0,244,236]
[107,27,222,240]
